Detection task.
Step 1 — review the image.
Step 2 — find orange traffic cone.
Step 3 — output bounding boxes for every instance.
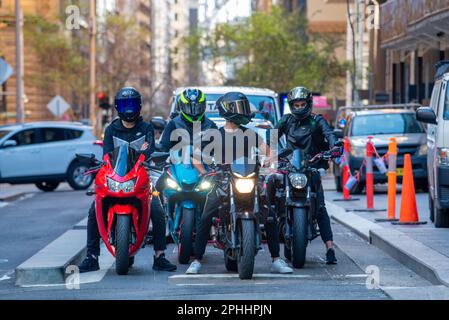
[392,154,427,225]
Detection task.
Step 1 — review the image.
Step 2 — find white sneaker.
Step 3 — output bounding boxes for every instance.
[186,261,202,274]
[270,259,293,274]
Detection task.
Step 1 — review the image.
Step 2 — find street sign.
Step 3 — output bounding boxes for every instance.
[0,58,13,86]
[47,96,70,117]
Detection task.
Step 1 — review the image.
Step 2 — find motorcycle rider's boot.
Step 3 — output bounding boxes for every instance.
[78,254,100,273]
[153,253,177,272]
[270,258,293,274]
[186,260,202,274]
[326,248,337,265]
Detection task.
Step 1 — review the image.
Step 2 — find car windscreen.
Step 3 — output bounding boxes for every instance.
[174,94,277,125]
[110,145,140,177]
[0,130,11,140]
[351,113,425,136]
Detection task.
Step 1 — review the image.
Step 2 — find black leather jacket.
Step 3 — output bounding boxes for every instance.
[276,113,337,169]
[103,117,155,159]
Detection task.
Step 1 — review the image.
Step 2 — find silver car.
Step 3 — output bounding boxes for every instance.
[0,122,103,191]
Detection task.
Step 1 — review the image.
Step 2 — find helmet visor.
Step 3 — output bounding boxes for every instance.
[289,88,310,102]
[181,102,205,117]
[116,97,141,114]
[291,100,308,110]
[221,99,251,115]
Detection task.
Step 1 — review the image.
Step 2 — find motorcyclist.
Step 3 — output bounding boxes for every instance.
[78,87,177,273]
[157,88,217,186]
[185,92,293,274]
[267,86,338,265]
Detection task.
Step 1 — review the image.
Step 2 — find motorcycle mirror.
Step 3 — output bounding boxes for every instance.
[76,153,97,165]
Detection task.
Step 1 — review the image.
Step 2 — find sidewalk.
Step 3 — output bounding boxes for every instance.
[323,176,449,287]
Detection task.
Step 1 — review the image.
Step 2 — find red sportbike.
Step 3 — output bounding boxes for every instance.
[77,145,168,275]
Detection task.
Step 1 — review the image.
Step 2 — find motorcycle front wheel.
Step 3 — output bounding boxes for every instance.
[115,215,131,275]
[292,208,308,269]
[178,208,194,264]
[237,219,256,280]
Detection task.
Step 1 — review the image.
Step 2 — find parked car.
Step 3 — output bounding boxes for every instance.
[333,106,428,194]
[0,122,103,192]
[416,60,449,227]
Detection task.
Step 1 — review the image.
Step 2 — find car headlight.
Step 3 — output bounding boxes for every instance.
[438,148,449,166]
[107,178,136,193]
[234,179,255,194]
[195,180,212,192]
[417,144,428,156]
[289,173,308,189]
[350,145,366,157]
[233,172,256,179]
[166,177,181,190]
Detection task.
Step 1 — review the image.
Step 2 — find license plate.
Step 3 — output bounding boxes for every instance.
[396,168,404,176]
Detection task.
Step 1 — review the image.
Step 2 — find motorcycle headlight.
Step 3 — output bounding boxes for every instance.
[166,177,181,190]
[289,173,308,189]
[438,148,449,166]
[235,179,255,194]
[195,180,212,192]
[107,178,136,193]
[417,144,428,156]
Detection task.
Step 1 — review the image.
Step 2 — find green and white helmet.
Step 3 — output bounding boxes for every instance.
[177,88,207,123]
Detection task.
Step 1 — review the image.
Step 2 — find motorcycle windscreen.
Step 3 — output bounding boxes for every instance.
[291,149,304,170]
[110,145,140,177]
[231,157,257,178]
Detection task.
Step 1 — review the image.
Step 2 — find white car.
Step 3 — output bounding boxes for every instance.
[0,122,103,192]
[417,60,449,227]
[170,86,282,139]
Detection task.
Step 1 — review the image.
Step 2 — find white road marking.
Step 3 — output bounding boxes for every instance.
[0,202,8,209]
[170,273,312,279]
[0,259,8,263]
[345,274,368,278]
[0,275,11,281]
[176,283,215,286]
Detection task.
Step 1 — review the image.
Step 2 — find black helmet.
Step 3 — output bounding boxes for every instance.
[287,86,313,120]
[217,92,253,126]
[150,117,167,132]
[177,88,207,123]
[114,87,142,123]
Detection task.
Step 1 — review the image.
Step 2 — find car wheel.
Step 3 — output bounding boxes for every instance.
[67,162,93,190]
[35,181,60,192]
[335,175,343,192]
[434,205,449,228]
[429,194,435,223]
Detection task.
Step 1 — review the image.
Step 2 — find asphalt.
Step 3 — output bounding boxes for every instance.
[0,179,446,300]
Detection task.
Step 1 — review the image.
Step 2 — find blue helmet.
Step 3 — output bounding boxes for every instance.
[114,87,142,122]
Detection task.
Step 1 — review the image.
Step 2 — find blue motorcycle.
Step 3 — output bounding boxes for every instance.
[162,151,212,264]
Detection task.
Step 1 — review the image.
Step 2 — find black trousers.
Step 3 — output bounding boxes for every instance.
[86,196,167,257]
[193,183,282,260]
[265,171,333,244]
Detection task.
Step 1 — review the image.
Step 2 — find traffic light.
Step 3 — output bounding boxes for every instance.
[97,92,111,110]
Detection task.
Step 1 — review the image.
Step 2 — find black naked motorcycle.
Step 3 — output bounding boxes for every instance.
[209,157,262,280]
[274,146,341,268]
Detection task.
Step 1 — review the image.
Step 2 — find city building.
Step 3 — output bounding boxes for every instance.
[380,0,449,105]
[0,0,61,124]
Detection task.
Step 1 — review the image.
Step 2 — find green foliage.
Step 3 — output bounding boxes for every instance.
[24,15,89,101]
[187,6,347,95]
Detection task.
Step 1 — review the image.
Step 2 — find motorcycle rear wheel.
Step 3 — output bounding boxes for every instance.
[115,215,131,275]
[224,250,238,272]
[292,208,308,269]
[237,220,256,280]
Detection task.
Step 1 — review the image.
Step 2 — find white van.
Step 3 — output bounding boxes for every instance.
[416,60,449,228]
